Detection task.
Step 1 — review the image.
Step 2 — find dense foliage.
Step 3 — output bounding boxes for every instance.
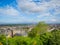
[0,22,60,45]
[28,22,49,38]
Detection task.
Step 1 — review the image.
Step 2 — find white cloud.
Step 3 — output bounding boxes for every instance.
[0,6,20,16]
[51,19,57,22]
[17,0,47,13]
[37,13,51,18]
[16,0,60,14]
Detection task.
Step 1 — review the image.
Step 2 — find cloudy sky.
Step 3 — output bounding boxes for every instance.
[0,0,60,24]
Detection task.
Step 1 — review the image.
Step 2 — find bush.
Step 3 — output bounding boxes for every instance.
[40,32,53,45]
[0,35,6,45]
[48,30,60,45]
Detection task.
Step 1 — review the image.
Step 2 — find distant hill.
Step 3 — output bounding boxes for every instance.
[0,23,36,26]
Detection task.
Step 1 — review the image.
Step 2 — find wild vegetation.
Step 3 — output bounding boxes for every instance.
[0,22,60,45]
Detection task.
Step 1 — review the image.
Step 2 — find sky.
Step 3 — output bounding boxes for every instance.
[0,0,60,24]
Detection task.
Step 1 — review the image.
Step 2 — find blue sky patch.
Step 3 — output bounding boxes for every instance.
[0,0,60,24]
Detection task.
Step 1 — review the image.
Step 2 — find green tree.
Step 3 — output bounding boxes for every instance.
[28,22,49,38]
[0,35,6,45]
[40,32,53,45]
[13,36,32,45]
[48,30,60,45]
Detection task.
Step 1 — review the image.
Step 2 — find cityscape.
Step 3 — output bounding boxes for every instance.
[0,0,60,45]
[0,23,60,37]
